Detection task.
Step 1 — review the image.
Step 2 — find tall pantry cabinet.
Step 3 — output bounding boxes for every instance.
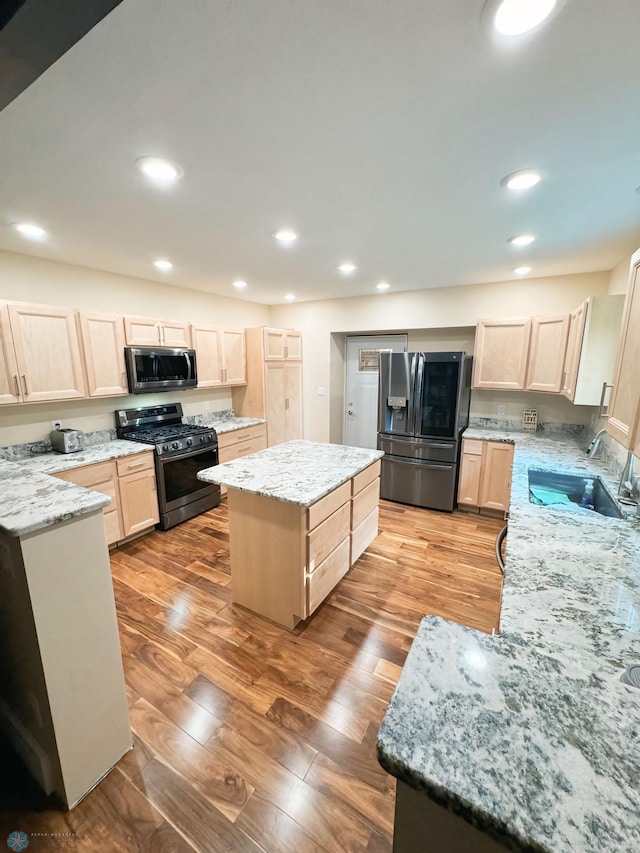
[232,327,303,446]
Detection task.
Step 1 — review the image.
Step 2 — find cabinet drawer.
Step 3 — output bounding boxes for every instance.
[218,435,268,464]
[351,506,379,566]
[307,501,351,571]
[307,537,350,616]
[352,460,381,496]
[462,439,484,456]
[351,477,379,529]
[53,460,116,489]
[218,424,267,449]
[104,509,122,545]
[307,481,351,531]
[116,452,154,477]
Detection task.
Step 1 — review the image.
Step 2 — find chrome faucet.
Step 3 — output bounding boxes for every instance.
[586,428,607,458]
[618,451,637,499]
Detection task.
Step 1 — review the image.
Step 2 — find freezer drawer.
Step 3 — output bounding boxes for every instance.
[378,433,458,463]
[380,455,457,511]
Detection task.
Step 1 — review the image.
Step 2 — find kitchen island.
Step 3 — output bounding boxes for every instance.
[377,429,640,853]
[198,440,384,628]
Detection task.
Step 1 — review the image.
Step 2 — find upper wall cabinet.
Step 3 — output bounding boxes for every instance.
[263,328,303,361]
[472,319,531,390]
[78,312,128,398]
[561,295,624,405]
[123,315,192,348]
[0,305,21,404]
[606,251,640,453]
[5,302,86,403]
[525,314,569,393]
[191,324,246,387]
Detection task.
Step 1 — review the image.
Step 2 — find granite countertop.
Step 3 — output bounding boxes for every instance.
[198,439,383,506]
[0,440,150,537]
[377,430,640,853]
[204,416,266,434]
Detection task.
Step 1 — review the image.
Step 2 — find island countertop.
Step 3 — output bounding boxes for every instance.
[198,439,384,506]
[377,430,640,853]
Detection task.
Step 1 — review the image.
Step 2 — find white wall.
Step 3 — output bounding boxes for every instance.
[0,251,270,446]
[270,271,610,442]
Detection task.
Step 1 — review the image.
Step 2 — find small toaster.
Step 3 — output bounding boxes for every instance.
[50,428,85,454]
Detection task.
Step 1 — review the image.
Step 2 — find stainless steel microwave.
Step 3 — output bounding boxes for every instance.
[124,347,198,394]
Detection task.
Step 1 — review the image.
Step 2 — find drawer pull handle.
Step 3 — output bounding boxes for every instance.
[126,461,147,469]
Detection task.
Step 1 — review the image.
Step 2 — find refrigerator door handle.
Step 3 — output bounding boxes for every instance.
[411,352,424,436]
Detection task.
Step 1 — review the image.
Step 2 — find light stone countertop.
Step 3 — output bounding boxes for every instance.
[377,429,640,853]
[0,440,151,537]
[198,439,383,506]
[204,416,266,434]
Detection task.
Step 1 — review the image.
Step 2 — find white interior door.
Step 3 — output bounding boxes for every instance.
[345,335,407,448]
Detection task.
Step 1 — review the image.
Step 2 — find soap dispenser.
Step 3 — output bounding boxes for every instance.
[580,478,595,510]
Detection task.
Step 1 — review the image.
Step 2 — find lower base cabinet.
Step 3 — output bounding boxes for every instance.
[227,460,381,629]
[52,451,159,545]
[217,424,268,496]
[458,439,514,515]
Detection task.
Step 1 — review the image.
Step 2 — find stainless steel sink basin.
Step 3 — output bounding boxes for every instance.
[528,469,623,518]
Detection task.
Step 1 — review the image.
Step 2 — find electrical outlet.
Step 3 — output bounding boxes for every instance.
[203,401,210,411]
[51,420,62,431]
[497,404,506,416]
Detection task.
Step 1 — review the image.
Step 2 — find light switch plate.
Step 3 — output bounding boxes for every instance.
[317,387,326,396]
[497,404,506,416]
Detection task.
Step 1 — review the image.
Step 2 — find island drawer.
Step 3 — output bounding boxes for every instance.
[307,481,351,531]
[462,439,484,456]
[351,506,379,565]
[307,501,351,571]
[116,452,155,477]
[351,478,379,529]
[218,424,267,450]
[352,460,381,496]
[307,536,350,615]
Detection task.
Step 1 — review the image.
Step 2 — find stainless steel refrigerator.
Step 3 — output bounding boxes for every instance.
[377,352,472,511]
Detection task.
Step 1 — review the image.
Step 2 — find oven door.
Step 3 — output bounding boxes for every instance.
[156,444,219,514]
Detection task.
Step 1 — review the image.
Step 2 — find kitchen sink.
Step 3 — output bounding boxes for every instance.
[528,469,623,518]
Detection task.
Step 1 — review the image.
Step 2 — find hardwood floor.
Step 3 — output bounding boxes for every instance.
[0,500,503,852]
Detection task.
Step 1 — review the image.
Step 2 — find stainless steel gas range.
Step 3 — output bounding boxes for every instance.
[116,403,220,530]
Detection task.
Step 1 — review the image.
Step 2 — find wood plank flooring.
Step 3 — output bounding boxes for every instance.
[0,500,503,852]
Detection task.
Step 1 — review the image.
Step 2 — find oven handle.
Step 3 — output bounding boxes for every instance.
[184,352,192,382]
[157,444,218,466]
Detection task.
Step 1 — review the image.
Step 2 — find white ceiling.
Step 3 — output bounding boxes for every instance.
[1,0,640,305]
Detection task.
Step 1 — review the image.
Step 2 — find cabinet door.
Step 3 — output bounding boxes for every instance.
[284,362,303,441]
[264,328,287,360]
[607,256,640,450]
[79,312,127,397]
[8,303,86,402]
[119,469,159,537]
[479,442,514,512]
[221,328,246,384]
[284,331,302,361]
[458,451,482,506]
[472,319,531,390]
[526,314,570,393]
[123,316,161,346]
[561,302,588,400]
[161,322,192,348]
[265,362,286,446]
[0,305,21,404]
[192,324,223,387]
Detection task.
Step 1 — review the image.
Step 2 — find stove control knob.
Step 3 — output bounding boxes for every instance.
[208,434,213,442]
[186,438,193,447]
[199,436,206,444]
[162,444,169,452]
[172,442,179,450]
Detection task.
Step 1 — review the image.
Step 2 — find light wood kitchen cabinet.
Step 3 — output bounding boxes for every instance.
[6,302,86,402]
[191,324,246,387]
[123,315,192,348]
[78,311,128,398]
[458,438,514,515]
[217,423,268,496]
[561,295,624,405]
[117,453,160,537]
[525,314,569,393]
[53,460,123,545]
[232,327,303,446]
[0,304,21,405]
[472,319,531,390]
[263,328,303,361]
[607,250,640,453]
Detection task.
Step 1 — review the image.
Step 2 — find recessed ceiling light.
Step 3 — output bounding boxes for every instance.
[14,222,47,240]
[233,280,248,290]
[273,229,298,246]
[508,234,536,247]
[338,262,357,275]
[153,259,173,272]
[501,169,542,190]
[493,0,557,36]
[284,293,296,301]
[513,266,532,276]
[136,156,183,183]
[376,282,391,291]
